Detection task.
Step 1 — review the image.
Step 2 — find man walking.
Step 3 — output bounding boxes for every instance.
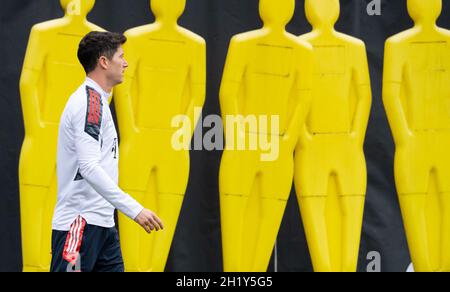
[50,31,163,272]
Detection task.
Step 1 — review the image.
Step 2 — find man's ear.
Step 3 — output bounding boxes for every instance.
[98,56,109,70]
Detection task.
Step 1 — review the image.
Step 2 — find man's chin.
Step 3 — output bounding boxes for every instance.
[114,77,124,86]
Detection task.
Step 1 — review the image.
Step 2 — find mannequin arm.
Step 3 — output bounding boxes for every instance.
[219,37,246,125]
[20,69,44,134]
[19,27,47,134]
[185,41,207,139]
[383,82,411,146]
[285,85,312,147]
[114,39,140,136]
[293,47,313,146]
[382,41,410,146]
[114,75,138,134]
[352,44,372,146]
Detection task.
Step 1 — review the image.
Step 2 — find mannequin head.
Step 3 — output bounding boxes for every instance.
[151,0,186,22]
[407,0,441,25]
[305,0,339,30]
[259,0,295,28]
[60,0,95,17]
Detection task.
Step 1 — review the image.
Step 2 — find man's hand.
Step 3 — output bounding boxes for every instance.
[134,209,164,234]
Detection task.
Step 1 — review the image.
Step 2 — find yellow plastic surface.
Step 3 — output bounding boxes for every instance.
[219,0,313,272]
[295,0,371,272]
[19,0,104,272]
[115,0,206,272]
[383,0,450,272]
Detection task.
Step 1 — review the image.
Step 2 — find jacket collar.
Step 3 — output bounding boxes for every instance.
[85,77,111,101]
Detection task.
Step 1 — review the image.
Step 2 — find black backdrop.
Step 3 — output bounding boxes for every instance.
[1,0,449,272]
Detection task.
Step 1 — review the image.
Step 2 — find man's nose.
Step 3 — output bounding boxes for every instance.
[123,59,129,68]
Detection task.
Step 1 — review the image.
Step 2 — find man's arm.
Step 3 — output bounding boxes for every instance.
[72,97,163,233]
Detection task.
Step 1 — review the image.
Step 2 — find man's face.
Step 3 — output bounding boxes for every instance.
[105,46,128,85]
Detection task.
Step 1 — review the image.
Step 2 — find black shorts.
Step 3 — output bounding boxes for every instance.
[50,216,124,272]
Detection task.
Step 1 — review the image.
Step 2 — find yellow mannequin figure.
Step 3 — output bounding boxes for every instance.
[219,0,313,272]
[383,0,450,272]
[295,0,371,272]
[19,0,104,272]
[115,0,206,272]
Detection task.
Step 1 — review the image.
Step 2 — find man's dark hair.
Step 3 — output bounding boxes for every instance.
[77,31,127,74]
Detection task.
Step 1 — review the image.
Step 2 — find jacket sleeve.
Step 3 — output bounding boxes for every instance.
[72,88,144,220]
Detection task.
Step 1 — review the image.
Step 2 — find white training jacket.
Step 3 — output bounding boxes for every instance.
[52,77,143,231]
